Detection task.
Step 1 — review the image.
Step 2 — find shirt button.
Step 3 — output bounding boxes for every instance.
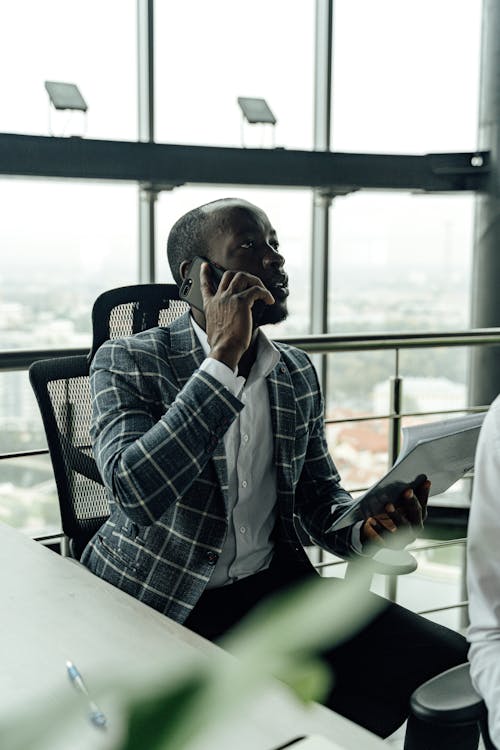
[241,480,248,488]
[206,551,218,565]
[240,526,246,534]
[242,434,249,443]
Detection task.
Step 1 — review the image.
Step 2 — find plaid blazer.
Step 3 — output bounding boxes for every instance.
[81,312,359,623]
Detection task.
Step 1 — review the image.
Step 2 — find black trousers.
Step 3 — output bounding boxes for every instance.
[184,554,479,750]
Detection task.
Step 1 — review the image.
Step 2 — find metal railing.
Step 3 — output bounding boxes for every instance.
[1,327,500,618]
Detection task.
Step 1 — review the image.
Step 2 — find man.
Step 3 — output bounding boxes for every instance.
[82,198,477,749]
[467,394,500,748]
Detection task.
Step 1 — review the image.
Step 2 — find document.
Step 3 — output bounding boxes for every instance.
[331,411,486,531]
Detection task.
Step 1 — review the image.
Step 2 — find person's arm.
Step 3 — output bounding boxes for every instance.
[90,338,244,526]
[292,359,370,559]
[294,358,429,558]
[467,397,500,748]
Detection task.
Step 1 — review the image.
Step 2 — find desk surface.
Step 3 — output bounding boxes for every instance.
[0,523,386,750]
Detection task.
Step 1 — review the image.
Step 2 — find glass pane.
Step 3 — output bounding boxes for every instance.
[328,192,474,334]
[399,346,469,414]
[0,0,137,140]
[325,350,395,417]
[397,542,466,631]
[155,1,315,150]
[0,371,47,454]
[0,454,60,536]
[326,417,390,495]
[0,179,138,350]
[155,187,312,337]
[332,0,481,153]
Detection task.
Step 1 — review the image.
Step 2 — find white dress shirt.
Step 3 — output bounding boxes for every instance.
[191,316,363,589]
[467,394,500,748]
[191,317,281,587]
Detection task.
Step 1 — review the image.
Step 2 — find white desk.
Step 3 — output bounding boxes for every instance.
[0,522,387,750]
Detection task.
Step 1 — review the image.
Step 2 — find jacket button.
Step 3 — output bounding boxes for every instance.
[206,551,218,565]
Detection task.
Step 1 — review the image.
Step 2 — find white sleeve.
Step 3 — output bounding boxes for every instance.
[467,395,500,749]
[199,357,245,397]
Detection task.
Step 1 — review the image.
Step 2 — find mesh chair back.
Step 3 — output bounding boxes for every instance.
[89,283,188,362]
[29,355,108,559]
[30,284,189,558]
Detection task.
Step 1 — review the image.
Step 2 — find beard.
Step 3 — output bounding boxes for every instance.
[253,299,289,327]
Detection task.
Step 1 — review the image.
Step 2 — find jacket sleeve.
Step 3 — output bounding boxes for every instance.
[293,357,365,560]
[467,396,500,749]
[90,338,243,526]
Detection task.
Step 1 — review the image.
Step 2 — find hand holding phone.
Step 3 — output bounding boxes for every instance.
[179,255,275,370]
[179,256,224,313]
[179,255,269,324]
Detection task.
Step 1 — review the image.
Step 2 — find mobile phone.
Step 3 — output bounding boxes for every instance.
[179,256,225,313]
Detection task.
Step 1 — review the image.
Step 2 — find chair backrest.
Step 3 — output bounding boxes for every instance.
[29,355,108,559]
[30,283,189,558]
[89,283,187,362]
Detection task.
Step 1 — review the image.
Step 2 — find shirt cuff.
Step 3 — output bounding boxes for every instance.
[350,521,365,554]
[199,357,245,397]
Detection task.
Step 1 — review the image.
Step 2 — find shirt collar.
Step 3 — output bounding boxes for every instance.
[190,315,280,379]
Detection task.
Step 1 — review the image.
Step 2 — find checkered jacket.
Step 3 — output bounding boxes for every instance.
[81,312,359,623]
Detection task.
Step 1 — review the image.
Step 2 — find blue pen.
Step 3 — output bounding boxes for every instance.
[66,660,107,729]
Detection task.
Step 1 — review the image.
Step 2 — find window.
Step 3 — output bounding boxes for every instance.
[154,0,315,150]
[328,192,475,334]
[0,0,137,140]
[0,179,138,534]
[0,179,138,350]
[331,0,482,153]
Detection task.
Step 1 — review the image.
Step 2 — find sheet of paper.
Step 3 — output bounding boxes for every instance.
[330,411,486,531]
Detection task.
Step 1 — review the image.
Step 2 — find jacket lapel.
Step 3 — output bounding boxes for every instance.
[267,358,296,499]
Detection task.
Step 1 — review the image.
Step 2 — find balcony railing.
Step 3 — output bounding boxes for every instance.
[1,327,499,621]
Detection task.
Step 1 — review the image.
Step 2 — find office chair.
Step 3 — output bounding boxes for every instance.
[410,661,495,749]
[29,284,188,558]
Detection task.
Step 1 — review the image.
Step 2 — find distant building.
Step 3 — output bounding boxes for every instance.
[372,377,466,416]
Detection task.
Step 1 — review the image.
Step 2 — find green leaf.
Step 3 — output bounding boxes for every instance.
[122,672,207,750]
[276,658,333,703]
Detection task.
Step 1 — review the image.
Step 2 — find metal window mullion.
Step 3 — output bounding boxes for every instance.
[311,0,334,392]
[137,0,156,283]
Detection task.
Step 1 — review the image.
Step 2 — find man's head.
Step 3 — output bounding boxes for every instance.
[167,198,289,326]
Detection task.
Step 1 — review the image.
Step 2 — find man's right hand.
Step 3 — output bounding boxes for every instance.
[361,477,431,550]
[200,262,274,370]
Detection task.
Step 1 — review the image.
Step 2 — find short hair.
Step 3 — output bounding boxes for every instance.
[166,207,206,286]
[166,197,254,286]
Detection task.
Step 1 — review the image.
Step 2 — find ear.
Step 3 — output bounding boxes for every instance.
[179,260,191,281]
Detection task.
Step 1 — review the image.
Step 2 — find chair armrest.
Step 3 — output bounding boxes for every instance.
[410,662,487,726]
[370,548,418,576]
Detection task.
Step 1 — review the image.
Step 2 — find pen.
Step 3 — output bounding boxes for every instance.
[66,660,107,729]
